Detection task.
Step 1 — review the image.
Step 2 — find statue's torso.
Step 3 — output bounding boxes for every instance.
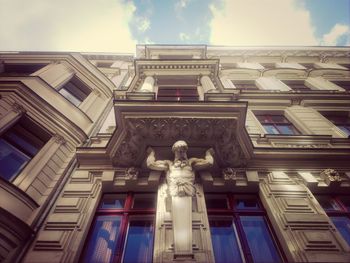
[167,162,195,196]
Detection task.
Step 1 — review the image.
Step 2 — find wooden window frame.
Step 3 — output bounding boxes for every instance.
[206,193,286,263]
[81,192,156,263]
[255,114,300,135]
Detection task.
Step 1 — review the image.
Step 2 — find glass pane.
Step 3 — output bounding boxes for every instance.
[100,194,126,209]
[132,194,155,209]
[277,125,298,135]
[270,115,288,123]
[205,195,228,210]
[316,196,342,212]
[0,139,30,181]
[123,219,154,263]
[263,125,279,134]
[338,196,350,211]
[59,88,82,106]
[210,219,244,263]
[331,216,350,246]
[82,215,122,263]
[240,216,282,263]
[235,196,260,210]
[4,130,39,156]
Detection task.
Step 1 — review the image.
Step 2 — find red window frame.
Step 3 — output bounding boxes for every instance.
[206,193,286,263]
[314,195,350,245]
[255,114,300,135]
[80,192,156,263]
[157,86,199,101]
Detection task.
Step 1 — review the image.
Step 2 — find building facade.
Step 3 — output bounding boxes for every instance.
[0,45,350,263]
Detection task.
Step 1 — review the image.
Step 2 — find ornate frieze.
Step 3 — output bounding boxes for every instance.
[113,117,247,167]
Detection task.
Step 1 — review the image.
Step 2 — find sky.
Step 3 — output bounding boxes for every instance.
[0,0,349,54]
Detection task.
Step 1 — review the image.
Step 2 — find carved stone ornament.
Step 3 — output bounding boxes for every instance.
[320,169,341,182]
[146,140,214,256]
[222,167,237,180]
[114,118,246,167]
[125,167,138,180]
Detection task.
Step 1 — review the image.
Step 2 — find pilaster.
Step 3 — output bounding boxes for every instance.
[260,171,350,263]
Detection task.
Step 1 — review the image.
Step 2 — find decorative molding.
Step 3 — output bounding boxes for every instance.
[53,134,66,145]
[11,102,26,113]
[222,167,237,180]
[113,118,247,167]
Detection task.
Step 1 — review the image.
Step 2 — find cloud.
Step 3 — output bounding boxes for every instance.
[321,24,349,46]
[0,0,137,53]
[175,0,191,10]
[209,0,319,46]
[135,16,151,32]
[179,32,191,42]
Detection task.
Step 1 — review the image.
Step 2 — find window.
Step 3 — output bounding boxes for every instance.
[81,193,155,263]
[231,80,259,90]
[320,112,350,136]
[255,114,300,135]
[59,77,91,107]
[0,63,47,76]
[331,81,350,91]
[282,80,310,91]
[315,195,350,246]
[0,116,50,181]
[156,76,199,101]
[157,86,199,101]
[206,194,284,263]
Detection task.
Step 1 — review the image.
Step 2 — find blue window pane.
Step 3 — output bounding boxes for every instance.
[210,220,244,263]
[132,194,155,209]
[235,196,259,210]
[59,88,82,106]
[5,131,39,156]
[277,125,296,135]
[123,220,154,263]
[263,125,279,134]
[240,216,282,263]
[100,194,126,209]
[331,216,350,246]
[83,215,122,263]
[338,196,350,212]
[0,139,30,181]
[205,195,228,209]
[316,196,342,212]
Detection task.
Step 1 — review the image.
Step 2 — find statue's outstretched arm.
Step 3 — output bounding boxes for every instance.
[146,147,170,171]
[190,148,214,170]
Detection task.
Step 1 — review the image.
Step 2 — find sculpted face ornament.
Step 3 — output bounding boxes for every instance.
[146,140,214,257]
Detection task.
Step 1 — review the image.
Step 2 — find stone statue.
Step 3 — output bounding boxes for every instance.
[146,140,214,197]
[146,140,214,257]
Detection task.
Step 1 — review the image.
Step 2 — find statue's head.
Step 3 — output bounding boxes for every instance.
[172,140,188,160]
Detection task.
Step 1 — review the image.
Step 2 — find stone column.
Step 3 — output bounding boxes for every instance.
[0,102,25,134]
[172,196,193,256]
[200,76,217,93]
[139,76,155,92]
[260,171,350,263]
